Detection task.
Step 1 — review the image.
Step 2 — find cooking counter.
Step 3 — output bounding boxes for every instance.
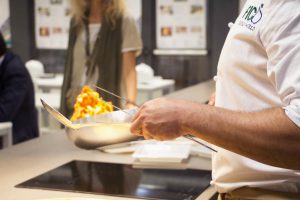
[166,79,215,102]
[0,132,216,200]
[0,79,216,200]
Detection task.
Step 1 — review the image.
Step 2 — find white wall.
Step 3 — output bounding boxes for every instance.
[0,0,9,26]
[239,0,247,12]
[126,0,142,20]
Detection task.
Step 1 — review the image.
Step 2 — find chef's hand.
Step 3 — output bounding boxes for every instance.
[130,98,187,141]
[208,92,216,106]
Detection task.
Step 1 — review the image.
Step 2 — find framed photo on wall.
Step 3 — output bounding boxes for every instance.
[0,0,11,47]
[34,0,141,49]
[34,0,70,49]
[156,0,207,50]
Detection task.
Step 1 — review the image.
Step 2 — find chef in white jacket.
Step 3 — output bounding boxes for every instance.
[131,0,300,199]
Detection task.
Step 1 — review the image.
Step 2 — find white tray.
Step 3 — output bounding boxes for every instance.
[132,142,191,163]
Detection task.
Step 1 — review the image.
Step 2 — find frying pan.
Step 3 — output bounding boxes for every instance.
[41,99,138,149]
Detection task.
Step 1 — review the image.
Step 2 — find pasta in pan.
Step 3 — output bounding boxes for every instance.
[70,86,113,121]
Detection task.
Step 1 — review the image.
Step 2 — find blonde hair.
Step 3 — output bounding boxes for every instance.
[70,0,126,29]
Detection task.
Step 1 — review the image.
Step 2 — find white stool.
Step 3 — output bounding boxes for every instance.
[0,122,13,148]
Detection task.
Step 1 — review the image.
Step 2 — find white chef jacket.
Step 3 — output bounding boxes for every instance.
[212,0,300,193]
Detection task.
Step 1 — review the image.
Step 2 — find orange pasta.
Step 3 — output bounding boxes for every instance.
[70,86,113,121]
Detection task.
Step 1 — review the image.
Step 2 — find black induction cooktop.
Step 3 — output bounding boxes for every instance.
[16,160,211,200]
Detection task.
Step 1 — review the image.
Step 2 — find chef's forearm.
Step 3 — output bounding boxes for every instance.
[181,104,300,169]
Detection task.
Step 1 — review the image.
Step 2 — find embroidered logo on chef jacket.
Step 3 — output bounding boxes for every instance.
[237,3,264,31]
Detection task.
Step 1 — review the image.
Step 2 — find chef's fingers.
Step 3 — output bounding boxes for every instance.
[154,135,164,141]
[142,129,153,140]
[131,104,145,122]
[208,92,215,106]
[130,115,143,136]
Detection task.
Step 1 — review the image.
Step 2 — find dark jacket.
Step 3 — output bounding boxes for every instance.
[0,51,39,144]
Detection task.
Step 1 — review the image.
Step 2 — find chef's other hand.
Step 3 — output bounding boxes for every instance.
[130,98,188,141]
[125,102,137,109]
[208,92,216,106]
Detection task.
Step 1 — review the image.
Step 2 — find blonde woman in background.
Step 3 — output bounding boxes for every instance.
[60,0,142,117]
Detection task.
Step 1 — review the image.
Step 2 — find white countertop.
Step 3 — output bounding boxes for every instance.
[166,79,215,103]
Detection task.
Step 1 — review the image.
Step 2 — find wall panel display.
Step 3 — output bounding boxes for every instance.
[35,0,70,49]
[0,0,11,47]
[156,0,207,49]
[34,0,139,49]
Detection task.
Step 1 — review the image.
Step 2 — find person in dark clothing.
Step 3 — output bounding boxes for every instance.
[0,32,38,145]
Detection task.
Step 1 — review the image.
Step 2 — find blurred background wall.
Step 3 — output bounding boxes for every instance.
[7,0,240,90]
